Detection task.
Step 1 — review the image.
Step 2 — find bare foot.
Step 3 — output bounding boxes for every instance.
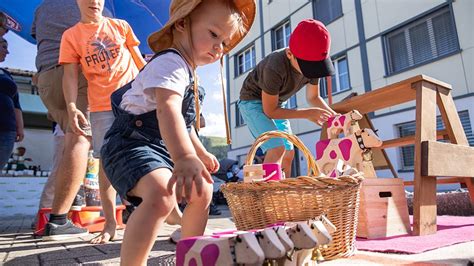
[90,224,116,244]
[165,206,182,225]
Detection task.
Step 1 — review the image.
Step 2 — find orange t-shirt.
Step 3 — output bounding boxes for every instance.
[59,17,140,112]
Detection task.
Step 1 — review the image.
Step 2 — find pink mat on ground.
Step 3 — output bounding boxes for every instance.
[356,215,474,254]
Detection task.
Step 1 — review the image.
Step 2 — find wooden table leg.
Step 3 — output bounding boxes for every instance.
[413,81,438,235]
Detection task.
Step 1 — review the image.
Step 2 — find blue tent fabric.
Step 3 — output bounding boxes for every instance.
[0,0,170,54]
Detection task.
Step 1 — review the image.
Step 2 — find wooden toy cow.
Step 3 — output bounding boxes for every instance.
[316,128,382,174]
[326,110,363,138]
[276,221,319,266]
[212,227,286,260]
[176,232,265,266]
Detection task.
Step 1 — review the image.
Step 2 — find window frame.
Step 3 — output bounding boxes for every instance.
[272,20,291,51]
[235,103,246,127]
[396,110,473,171]
[319,55,351,97]
[383,6,460,76]
[312,0,343,26]
[234,44,256,77]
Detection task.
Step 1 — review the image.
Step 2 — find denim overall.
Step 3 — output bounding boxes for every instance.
[100,49,204,206]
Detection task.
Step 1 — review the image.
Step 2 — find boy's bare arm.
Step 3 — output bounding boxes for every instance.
[128,45,146,70]
[306,83,337,115]
[261,91,331,126]
[155,89,213,201]
[63,63,89,135]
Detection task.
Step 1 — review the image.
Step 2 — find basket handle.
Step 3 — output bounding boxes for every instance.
[245,131,321,177]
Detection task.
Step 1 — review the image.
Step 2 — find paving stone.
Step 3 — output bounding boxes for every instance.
[41,258,80,265]
[93,243,122,254]
[77,252,121,264]
[3,256,40,266]
[40,246,103,261]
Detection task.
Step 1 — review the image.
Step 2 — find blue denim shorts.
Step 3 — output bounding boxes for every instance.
[100,109,174,206]
[238,100,294,152]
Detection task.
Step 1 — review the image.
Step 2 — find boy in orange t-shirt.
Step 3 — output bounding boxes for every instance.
[59,0,146,244]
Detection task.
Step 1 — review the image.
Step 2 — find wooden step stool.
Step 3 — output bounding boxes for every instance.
[357,178,411,239]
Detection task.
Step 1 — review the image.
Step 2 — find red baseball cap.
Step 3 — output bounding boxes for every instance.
[289,19,334,79]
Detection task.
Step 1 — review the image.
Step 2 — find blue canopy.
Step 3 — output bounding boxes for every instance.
[0,0,170,54]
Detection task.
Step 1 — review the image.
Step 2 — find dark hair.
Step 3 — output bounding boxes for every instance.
[0,12,8,34]
[0,12,7,27]
[0,36,7,44]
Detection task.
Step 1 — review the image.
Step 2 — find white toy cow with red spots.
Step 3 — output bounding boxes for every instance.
[326,110,363,139]
[316,128,382,175]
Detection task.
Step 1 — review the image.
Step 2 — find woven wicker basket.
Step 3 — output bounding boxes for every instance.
[221,131,363,259]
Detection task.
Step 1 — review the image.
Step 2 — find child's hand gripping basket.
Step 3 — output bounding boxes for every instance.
[221,131,364,259]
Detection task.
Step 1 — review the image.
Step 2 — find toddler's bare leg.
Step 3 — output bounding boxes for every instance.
[180,181,213,238]
[120,168,175,266]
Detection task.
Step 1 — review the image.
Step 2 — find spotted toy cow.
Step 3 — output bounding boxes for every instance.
[326,110,363,139]
[316,128,382,175]
[176,232,265,266]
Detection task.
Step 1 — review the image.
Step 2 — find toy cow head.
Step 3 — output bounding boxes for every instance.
[272,225,294,252]
[233,232,266,264]
[308,220,332,246]
[355,128,382,149]
[286,222,318,249]
[327,110,363,138]
[254,227,286,259]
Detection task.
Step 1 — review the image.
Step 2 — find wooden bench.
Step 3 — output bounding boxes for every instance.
[329,75,474,235]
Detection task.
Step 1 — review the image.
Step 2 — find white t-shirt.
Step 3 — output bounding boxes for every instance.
[120,50,192,115]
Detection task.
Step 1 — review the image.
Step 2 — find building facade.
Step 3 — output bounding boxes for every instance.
[226,0,473,188]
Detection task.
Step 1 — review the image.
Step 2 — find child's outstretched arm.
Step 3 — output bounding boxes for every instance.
[63,63,90,136]
[306,83,337,114]
[261,90,332,126]
[155,89,214,202]
[189,127,220,174]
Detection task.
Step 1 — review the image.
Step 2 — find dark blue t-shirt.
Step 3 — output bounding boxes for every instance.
[0,68,21,132]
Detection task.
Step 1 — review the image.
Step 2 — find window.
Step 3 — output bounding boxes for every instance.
[285,95,297,109]
[313,0,342,25]
[397,111,474,170]
[235,45,256,76]
[320,56,350,97]
[384,7,459,75]
[235,103,245,127]
[272,21,291,50]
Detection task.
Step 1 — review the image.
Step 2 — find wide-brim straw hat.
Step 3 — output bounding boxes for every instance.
[148,0,256,54]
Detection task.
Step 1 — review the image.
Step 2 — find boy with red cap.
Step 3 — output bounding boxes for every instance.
[238,19,337,177]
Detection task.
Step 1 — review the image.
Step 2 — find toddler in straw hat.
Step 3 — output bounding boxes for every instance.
[100,0,255,264]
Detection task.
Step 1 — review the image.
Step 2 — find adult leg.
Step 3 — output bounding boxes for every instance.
[38,134,64,209]
[121,168,175,266]
[38,67,91,240]
[51,132,90,214]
